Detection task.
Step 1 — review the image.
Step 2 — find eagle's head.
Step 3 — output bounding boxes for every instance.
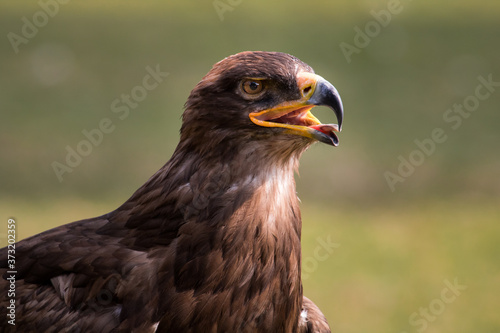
[181,51,343,160]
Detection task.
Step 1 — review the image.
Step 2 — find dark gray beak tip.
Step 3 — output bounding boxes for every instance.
[307,78,344,132]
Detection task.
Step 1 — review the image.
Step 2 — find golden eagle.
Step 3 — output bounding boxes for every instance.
[1,51,343,332]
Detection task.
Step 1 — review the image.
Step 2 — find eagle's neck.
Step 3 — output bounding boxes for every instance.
[168,138,305,240]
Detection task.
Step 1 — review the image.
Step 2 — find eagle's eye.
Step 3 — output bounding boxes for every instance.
[241,79,265,96]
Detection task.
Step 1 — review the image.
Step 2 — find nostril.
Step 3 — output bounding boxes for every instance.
[302,85,312,96]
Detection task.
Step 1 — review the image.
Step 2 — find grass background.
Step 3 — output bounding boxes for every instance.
[1,1,499,332]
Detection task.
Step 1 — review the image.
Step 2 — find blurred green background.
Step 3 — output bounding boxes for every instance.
[1,0,499,332]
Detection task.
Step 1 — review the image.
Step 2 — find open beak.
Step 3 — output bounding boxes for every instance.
[249,72,344,146]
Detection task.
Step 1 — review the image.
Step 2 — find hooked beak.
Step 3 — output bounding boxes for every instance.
[249,72,344,146]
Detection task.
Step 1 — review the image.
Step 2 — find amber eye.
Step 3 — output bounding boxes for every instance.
[241,79,264,95]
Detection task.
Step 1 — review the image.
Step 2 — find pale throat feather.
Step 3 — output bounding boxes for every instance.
[255,160,298,230]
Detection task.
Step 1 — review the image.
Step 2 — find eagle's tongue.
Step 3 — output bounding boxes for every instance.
[310,124,339,134]
[310,124,340,146]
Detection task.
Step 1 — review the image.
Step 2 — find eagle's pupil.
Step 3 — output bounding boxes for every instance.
[242,79,263,95]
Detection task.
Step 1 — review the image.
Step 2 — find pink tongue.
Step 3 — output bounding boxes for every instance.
[310,124,338,135]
